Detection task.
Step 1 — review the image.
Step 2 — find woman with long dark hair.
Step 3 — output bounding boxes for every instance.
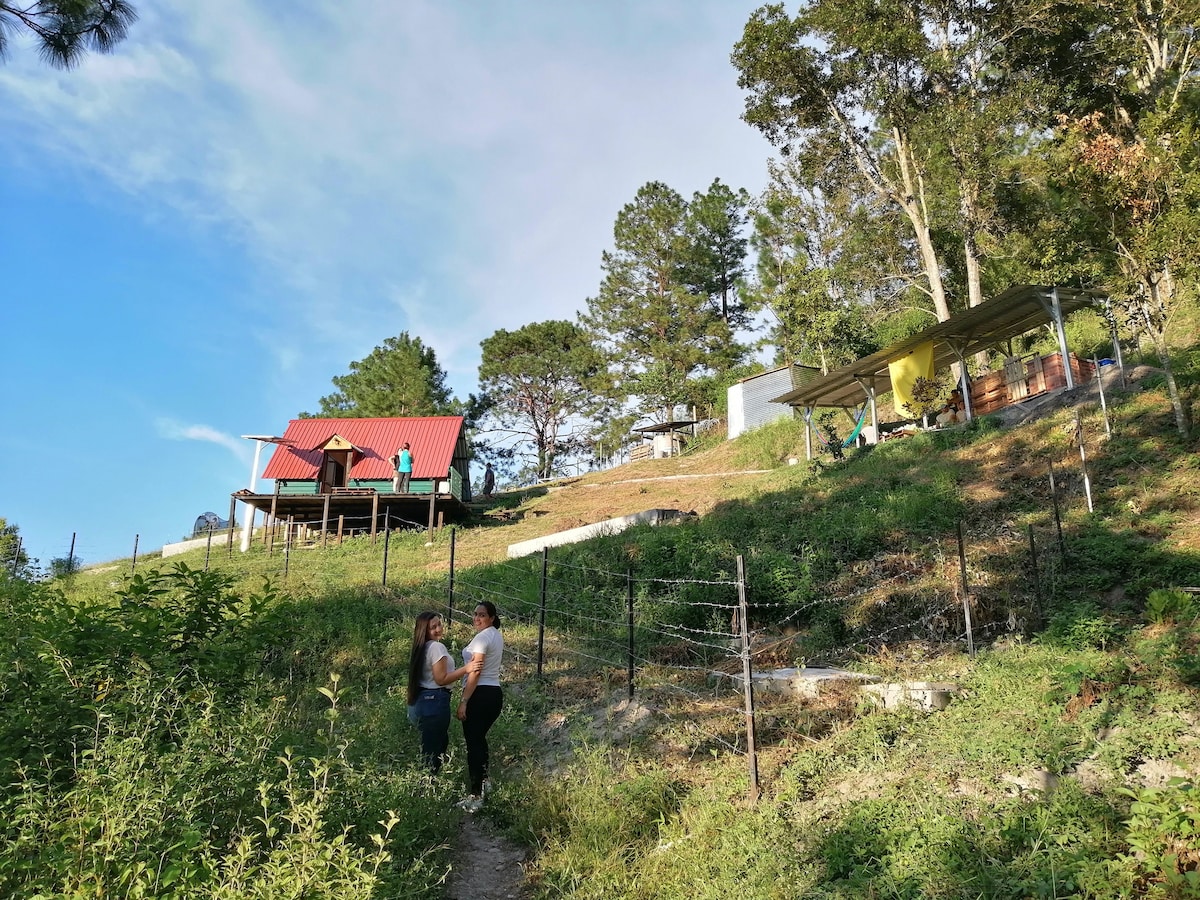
[455,601,504,812]
[407,611,479,773]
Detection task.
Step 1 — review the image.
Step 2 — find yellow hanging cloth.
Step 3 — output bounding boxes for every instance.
[888,342,935,417]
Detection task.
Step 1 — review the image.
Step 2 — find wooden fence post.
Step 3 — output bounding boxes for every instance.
[381,507,392,587]
[283,515,292,579]
[1027,524,1044,631]
[1048,461,1066,564]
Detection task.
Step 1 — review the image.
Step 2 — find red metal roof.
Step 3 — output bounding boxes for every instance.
[261,417,465,481]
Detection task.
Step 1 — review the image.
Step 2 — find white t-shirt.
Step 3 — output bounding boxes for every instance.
[420,640,451,690]
[462,627,504,687]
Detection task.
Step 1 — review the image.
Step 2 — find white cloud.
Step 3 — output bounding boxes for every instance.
[156,419,251,463]
[1,0,771,397]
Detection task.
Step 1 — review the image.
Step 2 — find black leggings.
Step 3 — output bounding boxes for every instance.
[461,685,503,795]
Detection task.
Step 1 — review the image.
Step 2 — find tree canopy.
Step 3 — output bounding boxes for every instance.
[478,320,605,482]
[0,0,137,68]
[304,333,455,419]
[0,518,28,576]
[583,180,749,422]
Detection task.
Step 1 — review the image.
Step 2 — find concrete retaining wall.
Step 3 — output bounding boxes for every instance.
[507,508,684,559]
[161,531,238,558]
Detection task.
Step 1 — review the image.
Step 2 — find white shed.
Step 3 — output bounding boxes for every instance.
[727,364,821,439]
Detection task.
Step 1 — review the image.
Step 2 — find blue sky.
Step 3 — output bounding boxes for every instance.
[0,0,773,568]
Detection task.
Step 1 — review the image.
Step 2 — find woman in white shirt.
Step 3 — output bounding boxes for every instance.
[406,611,479,773]
[456,601,504,811]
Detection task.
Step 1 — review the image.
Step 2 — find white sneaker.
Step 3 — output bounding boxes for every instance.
[456,795,483,813]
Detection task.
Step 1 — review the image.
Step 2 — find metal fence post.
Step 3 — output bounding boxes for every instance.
[447,527,457,625]
[736,555,760,803]
[1075,410,1094,513]
[129,533,137,575]
[1093,357,1112,436]
[627,569,635,701]
[536,547,548,677]
[204,524,214,572]
[956,521,975,657]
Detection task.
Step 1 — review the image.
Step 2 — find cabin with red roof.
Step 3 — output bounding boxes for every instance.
[232,416,471,547]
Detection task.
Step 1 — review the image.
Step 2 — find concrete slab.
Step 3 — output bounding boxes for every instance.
[862,681,959,711]
[506,508,685,559]
[724,666,881,697]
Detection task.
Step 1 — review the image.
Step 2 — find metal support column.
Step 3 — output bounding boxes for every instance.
[1049,287,1075,389]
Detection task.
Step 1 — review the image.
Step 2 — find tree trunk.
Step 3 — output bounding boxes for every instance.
[964,230,989,372]
[892,129,951,322]
[1148,328,1190,438]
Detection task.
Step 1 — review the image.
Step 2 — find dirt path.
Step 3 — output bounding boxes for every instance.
[444,815,529,900]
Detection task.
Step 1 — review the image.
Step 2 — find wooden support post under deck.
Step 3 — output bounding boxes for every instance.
[266,493,278,549]
[371,492,379,544]
[227,496,237,554]
[321,494,331,548]
[427,488,437,539]
[337,515,344,545]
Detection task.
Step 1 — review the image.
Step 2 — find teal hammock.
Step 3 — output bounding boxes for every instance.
[806,405,869,449]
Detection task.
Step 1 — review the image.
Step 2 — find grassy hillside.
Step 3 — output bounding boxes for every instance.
[3,368,1198,899]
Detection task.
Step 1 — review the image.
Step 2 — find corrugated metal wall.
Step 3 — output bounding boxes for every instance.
[727,365,819,439]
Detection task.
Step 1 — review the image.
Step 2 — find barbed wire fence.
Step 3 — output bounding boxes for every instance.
[20,439,1099,802]
[433,527,1014,803]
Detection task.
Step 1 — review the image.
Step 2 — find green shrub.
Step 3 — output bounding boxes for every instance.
[1146,589,1198,626]
[1122,779,1200,897]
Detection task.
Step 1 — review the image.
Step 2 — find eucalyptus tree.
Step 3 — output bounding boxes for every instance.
[583,181,747,421]
[734,2,955,322]
[304,332,455,418]
[477,320,605,482]
[747,158,883,372]
[0,0,136,68]
[733,1,1041,329]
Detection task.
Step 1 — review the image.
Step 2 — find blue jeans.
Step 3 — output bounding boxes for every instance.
[413,688,451,773]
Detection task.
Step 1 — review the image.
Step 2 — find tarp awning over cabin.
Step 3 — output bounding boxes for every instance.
[261,416,466,481]
[770,285,1104,410]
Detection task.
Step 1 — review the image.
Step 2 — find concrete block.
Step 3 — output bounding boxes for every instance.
[862,681,959,711]
[724,666,880,698]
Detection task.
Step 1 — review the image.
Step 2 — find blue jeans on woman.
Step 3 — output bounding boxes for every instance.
[413,687,451,773]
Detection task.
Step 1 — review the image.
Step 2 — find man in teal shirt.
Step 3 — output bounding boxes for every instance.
[394,442,414,493]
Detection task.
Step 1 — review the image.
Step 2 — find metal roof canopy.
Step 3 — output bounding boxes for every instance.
[770,285,1105,410]
[633,420,699,434]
